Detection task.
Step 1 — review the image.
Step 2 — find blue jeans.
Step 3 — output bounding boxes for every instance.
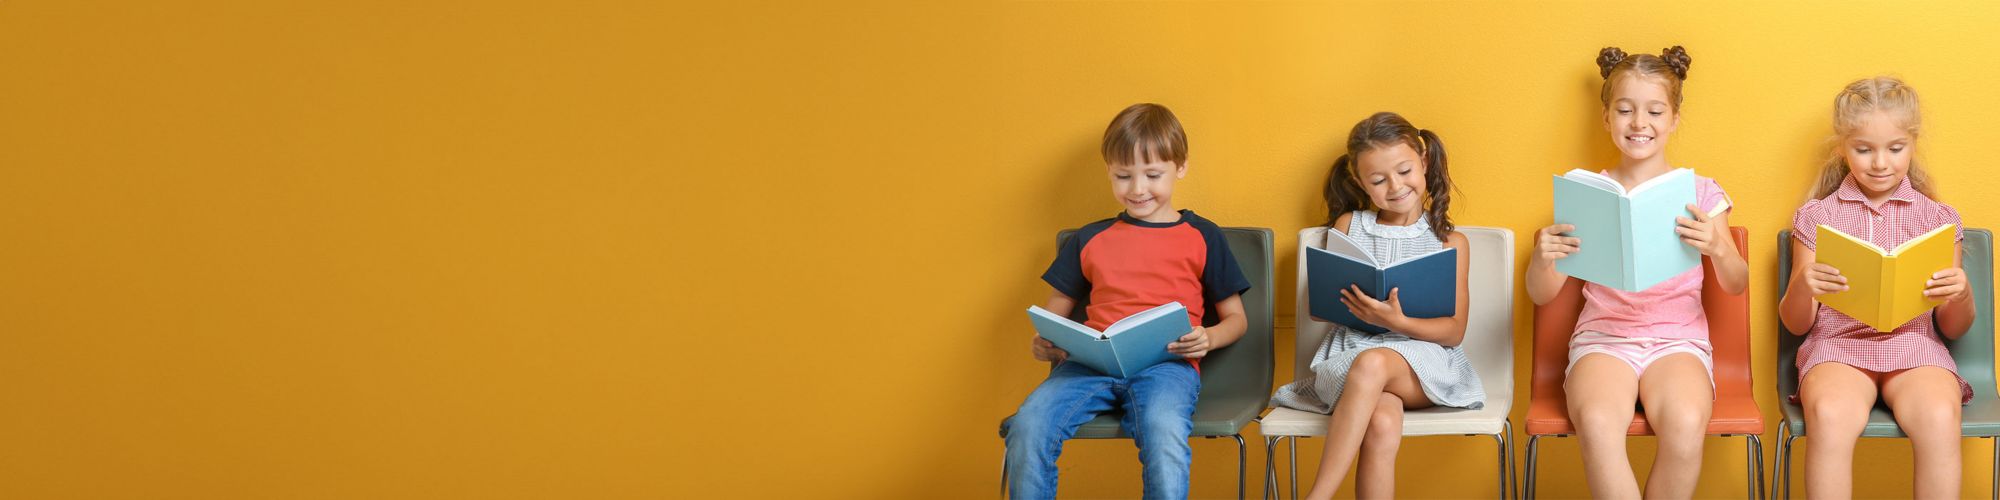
[1003,360,1200,500]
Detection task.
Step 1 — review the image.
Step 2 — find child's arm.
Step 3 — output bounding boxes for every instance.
[1167,294,1245,359]
[1778,239,1845,335]
[1677,204,1748,295]
[1338,231,1472,346]
[1031,289,1079,363]
[1526,223,1578,305]
[1928,245,1977,339]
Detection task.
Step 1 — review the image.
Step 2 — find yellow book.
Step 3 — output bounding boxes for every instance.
[1814,223,1956,331]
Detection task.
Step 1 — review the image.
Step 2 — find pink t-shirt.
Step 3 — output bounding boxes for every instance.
[1572,173,1732,341]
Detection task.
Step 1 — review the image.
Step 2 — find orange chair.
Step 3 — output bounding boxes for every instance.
[1522,227,1765,499]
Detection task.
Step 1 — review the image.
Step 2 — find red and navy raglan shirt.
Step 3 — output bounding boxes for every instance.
[1041,210,1253,372]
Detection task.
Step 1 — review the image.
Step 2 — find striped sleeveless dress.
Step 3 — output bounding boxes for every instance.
[1270,210,1486,413]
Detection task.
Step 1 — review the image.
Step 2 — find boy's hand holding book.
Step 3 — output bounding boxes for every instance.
[1166,326,1210,359]
[1032,337,1069,363]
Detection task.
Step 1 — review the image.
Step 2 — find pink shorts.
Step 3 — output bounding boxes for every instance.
[1566,331,1715,394]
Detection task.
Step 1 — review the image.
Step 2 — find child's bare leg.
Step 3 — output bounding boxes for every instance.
[1354,394,1405,500]
[1304,349,1425,500]
[1883,366,1963,499]
[1565,353,1641,499]
[1799,362,1875,500]
[1637,353,1713,500]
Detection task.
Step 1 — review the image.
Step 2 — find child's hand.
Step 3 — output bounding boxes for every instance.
[1675,203,1731,257]
[1802,263,1848,297]
[1032,337,1068,363]
[1926,267,1973,304]
[1168,326,1211,359]
[1339,285,1407,331]
[1535,224,1580,264]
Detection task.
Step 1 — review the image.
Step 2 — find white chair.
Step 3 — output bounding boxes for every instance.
[1258,226,1517,499]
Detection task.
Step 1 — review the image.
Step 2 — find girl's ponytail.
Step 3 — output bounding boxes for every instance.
[1416,128,1456,241]
[1323,154,1369,227]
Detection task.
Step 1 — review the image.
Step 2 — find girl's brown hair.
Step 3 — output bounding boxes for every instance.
[1323,112,1455,242]
[1596,46,1692,110]
[1807,76,1935,200]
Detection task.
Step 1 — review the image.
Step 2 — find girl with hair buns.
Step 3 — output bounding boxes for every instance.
[1780,76,1972,499]
[1526,46,1747,499]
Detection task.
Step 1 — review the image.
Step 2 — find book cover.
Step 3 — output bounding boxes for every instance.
[1306,229,1457,334]
[1815,224,1956,332]
[1027,302,1191,378]
[1552,168,1703,291]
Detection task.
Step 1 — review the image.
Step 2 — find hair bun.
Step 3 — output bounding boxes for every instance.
[1596,47,1628,79]
[1661,45,1692,80]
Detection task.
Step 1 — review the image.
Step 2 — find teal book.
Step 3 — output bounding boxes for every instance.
[1551,168,1705,292]
[1306,229,1457,334]
[1027,302,1191,378]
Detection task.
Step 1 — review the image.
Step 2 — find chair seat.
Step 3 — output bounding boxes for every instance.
[1259,398,1512,437]
[1525,390,1763,436]
[1780,396,2000,438]
[998,392,1267,440]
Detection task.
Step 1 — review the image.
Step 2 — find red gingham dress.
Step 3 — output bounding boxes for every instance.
[1791,176,1971,403]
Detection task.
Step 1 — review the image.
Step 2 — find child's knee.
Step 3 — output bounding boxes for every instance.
[1895,403,1963,438]
[1803,399,1869,433]
[1649,404,1710,436]
[1344,350,1396,386]
[1568,402,1631,432]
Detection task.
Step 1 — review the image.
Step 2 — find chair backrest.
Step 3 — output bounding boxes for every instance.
[1056,227,1275,402]
[1291,226,1516,407]
[1531,227,1752,402]
[1774,228,1996,400]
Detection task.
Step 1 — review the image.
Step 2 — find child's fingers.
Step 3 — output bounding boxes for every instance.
[1684,203,1708,222]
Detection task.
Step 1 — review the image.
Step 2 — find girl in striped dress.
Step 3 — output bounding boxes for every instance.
[1779,76,1974,499]
[1269,112,1481,500]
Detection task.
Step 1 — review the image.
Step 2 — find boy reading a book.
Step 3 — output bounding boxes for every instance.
[1002,103,1251,500]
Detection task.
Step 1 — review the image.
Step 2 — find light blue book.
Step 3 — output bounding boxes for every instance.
[1027,302,1191,378]
[1552,168,1706,292]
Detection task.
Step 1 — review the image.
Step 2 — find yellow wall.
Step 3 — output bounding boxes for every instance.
[5,0,2000,498]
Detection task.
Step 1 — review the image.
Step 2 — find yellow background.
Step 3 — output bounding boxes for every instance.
[4,0,2000,498]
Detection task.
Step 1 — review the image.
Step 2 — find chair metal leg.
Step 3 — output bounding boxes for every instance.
[1989,436,1996,500]
[1263,436,1278,500]
[1746,434,1765,500]
[1504,421,1519,500]
[1775,423,1796,500]
[1752,434,1768,500]
[1289,436,1299,500]
[1525,434,1541,499]
[1234,434,1247,500]
[1491,430,1506,499]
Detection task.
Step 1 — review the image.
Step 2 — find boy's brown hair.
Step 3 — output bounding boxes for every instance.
[1100,103,1188,166]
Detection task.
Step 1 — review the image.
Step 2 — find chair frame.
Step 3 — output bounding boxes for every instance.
[1769,228,2000,499]
[999,226,1274,500]
[1258,226,1518,500]
[1522,226,1764,499]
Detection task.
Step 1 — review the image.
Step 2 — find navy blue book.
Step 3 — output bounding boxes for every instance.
[1307,229,1457,334]
[1027,302,1190,378]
